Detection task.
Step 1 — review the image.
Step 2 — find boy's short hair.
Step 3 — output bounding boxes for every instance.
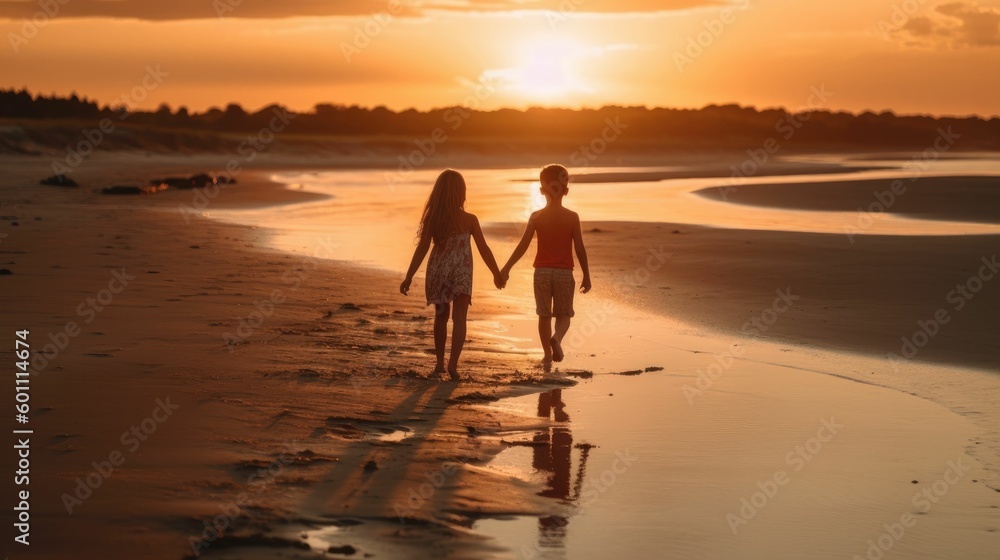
[540,164,569,197]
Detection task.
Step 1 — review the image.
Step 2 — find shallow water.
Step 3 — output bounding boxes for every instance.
[206,156,1000,273]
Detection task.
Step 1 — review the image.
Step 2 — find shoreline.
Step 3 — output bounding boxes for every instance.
[0,149,932,181]
[203,160,1000,492]
[3,154,998,558]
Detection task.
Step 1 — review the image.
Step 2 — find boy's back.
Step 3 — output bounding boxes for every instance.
[532,206,578,270]
[499,163,591,364]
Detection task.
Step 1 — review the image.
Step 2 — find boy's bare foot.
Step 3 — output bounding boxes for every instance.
[447,369,460,381]
[550,337,564,362]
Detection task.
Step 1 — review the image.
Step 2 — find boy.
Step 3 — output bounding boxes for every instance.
[501,164,591,363]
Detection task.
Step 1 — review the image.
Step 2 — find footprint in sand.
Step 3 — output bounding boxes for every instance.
[320,416,413,442]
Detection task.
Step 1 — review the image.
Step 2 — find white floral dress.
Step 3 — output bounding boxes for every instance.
[425,232,473,305]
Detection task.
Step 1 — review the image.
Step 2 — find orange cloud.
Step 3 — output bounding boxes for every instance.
[896,2,1000,47]
[0,0,414,20]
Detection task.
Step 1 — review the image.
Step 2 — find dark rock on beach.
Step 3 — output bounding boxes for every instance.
[190,173,213,188]
[150,174,236,190]
[101,186,143,195]
[101,185,166,195]
[151,177,194,189]
[40,174,78,187]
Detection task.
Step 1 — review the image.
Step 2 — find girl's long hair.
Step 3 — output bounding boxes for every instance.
[419,169,467,245]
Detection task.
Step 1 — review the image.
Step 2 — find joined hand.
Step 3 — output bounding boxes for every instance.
[493,271,507,290]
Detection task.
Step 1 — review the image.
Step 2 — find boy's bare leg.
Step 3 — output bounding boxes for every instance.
[538,316,553,362]
[447,295,471,380]
[434,303,449,373]
[554,316,571,343]
[551,316,571,362]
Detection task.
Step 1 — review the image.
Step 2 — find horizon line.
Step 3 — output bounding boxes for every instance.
[4,87,1000,121]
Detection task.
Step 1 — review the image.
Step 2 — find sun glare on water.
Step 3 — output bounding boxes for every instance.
[528,181,547,212]
[507,181,548,223]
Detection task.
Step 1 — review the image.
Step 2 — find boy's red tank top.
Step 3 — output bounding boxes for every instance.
[533,218,575,269]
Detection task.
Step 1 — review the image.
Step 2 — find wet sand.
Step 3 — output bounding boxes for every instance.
[509,221,1000,373]
[694,175,1000,224]
[1,153,998,559]
[475,370,997,559]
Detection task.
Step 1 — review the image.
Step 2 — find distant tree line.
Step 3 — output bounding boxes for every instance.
[2,88,999,150]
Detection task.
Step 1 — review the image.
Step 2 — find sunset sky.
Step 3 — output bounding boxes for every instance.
[2,0,999,116]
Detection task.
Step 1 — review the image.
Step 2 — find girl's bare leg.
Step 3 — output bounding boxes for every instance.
[434,302,449,373]
[448,295,471,379]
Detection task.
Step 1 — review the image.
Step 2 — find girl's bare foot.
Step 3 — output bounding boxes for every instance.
[447,369,460,381]
[550,337,564,362]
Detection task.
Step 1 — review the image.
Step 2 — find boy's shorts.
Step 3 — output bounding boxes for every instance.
[533,268,575,317]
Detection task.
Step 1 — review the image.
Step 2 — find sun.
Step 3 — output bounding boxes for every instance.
[485,37,592,102]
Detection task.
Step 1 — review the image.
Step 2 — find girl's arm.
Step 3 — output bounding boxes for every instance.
[400,229,432,295]
[470,215,503,287]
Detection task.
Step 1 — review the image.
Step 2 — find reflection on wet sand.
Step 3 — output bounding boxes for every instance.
[529,389,593,557]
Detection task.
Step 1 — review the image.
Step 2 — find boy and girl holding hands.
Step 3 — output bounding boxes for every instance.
[400,164,591,380]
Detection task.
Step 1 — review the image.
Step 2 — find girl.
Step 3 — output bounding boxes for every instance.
[400,169,504,380]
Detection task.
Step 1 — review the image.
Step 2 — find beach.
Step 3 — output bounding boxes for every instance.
[1,152,998,559]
